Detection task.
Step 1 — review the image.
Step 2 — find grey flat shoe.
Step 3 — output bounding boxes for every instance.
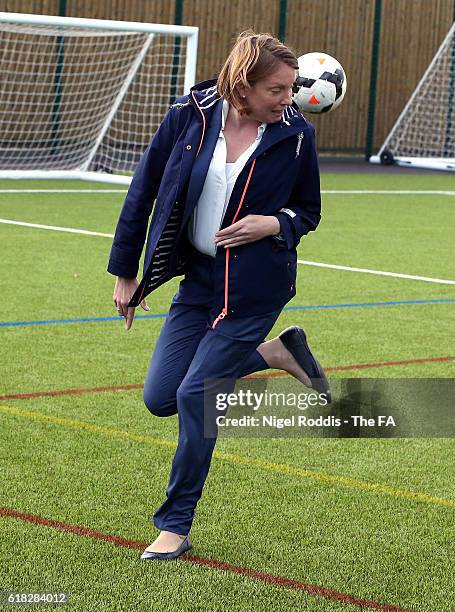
[140,535,192,561]
[279,326,331,403]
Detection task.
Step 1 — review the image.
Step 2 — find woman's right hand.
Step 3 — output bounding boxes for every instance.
[113,276,149,331]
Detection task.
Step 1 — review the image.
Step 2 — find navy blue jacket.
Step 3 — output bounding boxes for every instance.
[107,79,321,319]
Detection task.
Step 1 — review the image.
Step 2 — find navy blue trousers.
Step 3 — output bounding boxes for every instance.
[143,247,282,535]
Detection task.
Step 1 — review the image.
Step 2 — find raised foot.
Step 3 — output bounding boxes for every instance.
[258,336,312,387]
[276,336,313,387]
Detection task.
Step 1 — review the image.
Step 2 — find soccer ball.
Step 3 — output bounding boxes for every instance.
[292,52,347,114]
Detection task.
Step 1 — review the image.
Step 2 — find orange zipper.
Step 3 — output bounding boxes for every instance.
[212,158,257,329]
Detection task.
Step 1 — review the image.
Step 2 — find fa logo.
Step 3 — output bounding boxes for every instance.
[378,415,396,427]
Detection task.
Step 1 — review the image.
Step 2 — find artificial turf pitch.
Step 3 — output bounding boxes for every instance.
[1,172,454,611]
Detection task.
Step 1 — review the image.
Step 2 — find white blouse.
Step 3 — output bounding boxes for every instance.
[187,99,266,257]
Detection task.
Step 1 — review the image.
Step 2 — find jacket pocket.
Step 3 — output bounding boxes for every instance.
[228,238,297,313]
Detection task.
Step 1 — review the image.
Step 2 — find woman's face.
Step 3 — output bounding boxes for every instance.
[239,62,297,124]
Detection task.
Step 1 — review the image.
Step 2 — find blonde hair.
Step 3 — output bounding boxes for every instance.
[217,31,298,115]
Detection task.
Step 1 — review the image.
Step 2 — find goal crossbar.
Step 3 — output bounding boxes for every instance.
[0,12,198,183]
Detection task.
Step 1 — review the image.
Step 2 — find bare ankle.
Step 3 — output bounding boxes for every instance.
[257,338,280,369]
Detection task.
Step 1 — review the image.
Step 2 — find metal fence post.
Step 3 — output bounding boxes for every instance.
[365,0,382,161]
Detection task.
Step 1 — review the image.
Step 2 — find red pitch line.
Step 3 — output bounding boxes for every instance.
[326,354,455,372]
[248,354,455,378]
[0,507,415,612]
[0,383,143,401]
[0,355,453,401]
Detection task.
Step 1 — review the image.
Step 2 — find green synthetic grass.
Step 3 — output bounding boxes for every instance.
[1,174,454,611]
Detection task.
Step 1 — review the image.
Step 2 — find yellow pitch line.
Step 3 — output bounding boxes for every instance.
[0,404,175,450]
[215,452,455,508]
[2,404,454,510]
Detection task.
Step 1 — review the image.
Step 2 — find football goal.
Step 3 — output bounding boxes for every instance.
[0,12,198,184]
[370,21,455,172]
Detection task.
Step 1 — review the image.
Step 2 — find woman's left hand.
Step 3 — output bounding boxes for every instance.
[214,215,280,248]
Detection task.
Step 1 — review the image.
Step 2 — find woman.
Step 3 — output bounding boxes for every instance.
[108,31,330,561]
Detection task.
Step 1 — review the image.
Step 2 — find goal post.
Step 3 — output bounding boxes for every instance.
[0,12,198,184]
[370,21,455,172]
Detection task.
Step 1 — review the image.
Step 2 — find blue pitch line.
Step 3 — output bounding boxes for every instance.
[1,298,454,328]
[284,297,455,310]
[1,313,167,327]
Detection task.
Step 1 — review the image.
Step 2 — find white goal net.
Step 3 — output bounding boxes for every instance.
[370,21,455,172]
[0,12,198,184]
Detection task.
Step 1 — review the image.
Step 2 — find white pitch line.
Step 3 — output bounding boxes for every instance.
[0,189,454,195]
[297,259,455,285]
[0,189,126,193]
[0,218,114,238]
[322,190,455,195]
[2,217,453,286]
